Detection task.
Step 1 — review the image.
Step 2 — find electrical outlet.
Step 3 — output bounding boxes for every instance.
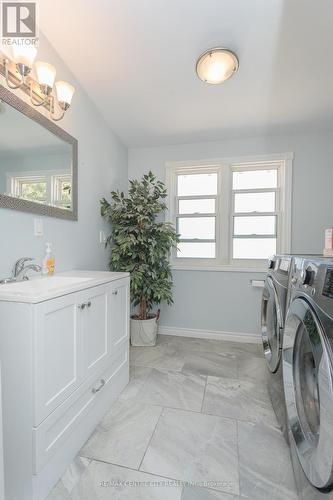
[100,230,107,244]
[34,218,43,237]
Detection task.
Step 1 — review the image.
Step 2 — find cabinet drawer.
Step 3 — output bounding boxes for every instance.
[33,344,129,474]
[33,380,95,474]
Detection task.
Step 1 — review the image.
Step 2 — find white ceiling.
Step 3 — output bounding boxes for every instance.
[40,0,333,147]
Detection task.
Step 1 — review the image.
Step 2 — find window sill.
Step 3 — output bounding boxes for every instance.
[171,265,267,273]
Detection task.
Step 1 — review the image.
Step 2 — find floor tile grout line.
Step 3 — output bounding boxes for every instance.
[200,375,208,413]
[130,363,184,373]
[117,398,280,430]
[77,455,237,497]
[137,406,165,472]
[235,418,241,497]
[79,455,180,484]
[130,362,267,384]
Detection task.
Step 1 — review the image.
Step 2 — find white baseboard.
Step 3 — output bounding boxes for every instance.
[158,326,261,344]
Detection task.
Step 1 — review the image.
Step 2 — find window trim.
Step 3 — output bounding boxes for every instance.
[166,153,293,271]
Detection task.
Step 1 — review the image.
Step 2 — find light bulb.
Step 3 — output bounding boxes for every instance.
[55,81,75,107]
[35,61,56,88]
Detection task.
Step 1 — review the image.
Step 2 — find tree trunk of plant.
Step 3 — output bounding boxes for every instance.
[140,296,147,320]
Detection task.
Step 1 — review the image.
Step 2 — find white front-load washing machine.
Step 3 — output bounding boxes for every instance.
[283,257,333,499]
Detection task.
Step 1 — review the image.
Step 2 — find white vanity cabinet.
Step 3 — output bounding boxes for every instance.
[0,271,130,500]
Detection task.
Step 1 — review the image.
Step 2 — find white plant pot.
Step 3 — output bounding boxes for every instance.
[130,315,158,346]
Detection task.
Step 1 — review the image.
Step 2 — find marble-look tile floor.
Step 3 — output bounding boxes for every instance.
[47,335,297,500]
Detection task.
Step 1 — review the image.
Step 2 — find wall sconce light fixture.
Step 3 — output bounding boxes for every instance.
[2,46,75,121]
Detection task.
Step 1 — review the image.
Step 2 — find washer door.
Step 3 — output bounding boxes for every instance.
[261,276,283,373]
[283,297,333,490]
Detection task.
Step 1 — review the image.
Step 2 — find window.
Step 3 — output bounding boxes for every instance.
[232,167,278,260]
[52,175,72,209]
[166,154,292,270]
[7,170,72,209]
[176,169,219,259]
[16,177,47,204]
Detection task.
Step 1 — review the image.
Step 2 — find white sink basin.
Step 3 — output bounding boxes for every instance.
[0,276,94,297]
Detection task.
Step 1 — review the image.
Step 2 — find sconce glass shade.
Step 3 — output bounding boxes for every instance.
[12,46,37,68]
[35,61,56,88]
[196,48,239,84]
[55,81,75,106]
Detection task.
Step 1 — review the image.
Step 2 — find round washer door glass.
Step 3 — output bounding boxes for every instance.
[283,297,333,490]
[261,276,283,372]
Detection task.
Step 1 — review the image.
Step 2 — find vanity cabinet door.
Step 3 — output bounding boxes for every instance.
[109,279,130,350]
[80,284,109,379]
[34,293,81,425]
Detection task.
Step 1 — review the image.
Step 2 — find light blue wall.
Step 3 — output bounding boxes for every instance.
[129,130,333,336]
[0,34,128,278]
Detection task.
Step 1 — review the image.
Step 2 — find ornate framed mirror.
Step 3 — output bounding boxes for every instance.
[0,84,78,220]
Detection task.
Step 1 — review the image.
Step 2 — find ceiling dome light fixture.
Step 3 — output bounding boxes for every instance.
[196,47,239,84]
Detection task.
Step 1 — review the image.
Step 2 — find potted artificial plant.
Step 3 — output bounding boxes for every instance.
[101,171,179,346]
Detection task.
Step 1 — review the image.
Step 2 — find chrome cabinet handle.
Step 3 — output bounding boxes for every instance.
[78,301,92,310]
[112,290,118,296]
[92,379,105,394]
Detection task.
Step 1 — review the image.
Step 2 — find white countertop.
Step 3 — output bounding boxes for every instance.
[0,270,130,304]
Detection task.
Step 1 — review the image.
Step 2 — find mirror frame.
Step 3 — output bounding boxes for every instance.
[0,84,78,220]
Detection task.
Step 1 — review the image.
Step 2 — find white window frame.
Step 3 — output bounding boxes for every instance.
[166,153,293,272]
[9,174,49,204]
[51,174,72,207]
[6,169,72,209]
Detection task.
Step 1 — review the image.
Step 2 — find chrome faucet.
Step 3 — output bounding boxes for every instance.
[15,263,42,281]
[0,258,42,284]
[12,257,33,279]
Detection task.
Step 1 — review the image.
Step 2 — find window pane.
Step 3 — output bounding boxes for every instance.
[233,169,277,190]
[178,173,217,196]
[61,181,72,203]
[179,198,215,214]
[177,242,215,258]
[233,238,276,259]
[234,216,276,236]
[20,182,47,203]
[234,192,275,213]
[178,217,215,240]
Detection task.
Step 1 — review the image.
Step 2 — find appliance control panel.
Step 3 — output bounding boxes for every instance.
[278,258,290,274]
[322,268,333,299]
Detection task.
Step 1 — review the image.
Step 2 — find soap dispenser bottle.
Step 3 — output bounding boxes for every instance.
[42,242,55,276]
